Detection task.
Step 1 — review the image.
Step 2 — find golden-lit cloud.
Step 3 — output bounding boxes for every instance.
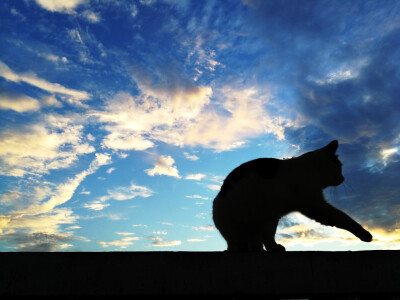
[35,0,86,14]
[98,236,140,249]
[145,155,181,178]
[0,114,95,177]
[95,83,289,153]
[275,213,400,250]
[150,236,182,247]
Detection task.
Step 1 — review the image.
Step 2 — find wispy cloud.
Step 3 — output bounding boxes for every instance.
[185,173,206,181]
[150,236,181,247]
[98,236,139,249]
[85,183,153,211]
[81,10,101,23]
[0,153,111,250]
[193,225,215,232]
[187,238,206,242]
[0,61,90,105]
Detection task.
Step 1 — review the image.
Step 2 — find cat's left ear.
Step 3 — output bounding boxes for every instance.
[326,140,339,153]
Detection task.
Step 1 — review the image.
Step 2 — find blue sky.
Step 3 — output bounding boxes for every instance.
[0,0,399,252]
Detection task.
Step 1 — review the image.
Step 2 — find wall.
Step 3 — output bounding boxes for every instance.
[1,251,399,298]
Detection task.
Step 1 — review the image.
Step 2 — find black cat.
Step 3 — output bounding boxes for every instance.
[212,140,373,252]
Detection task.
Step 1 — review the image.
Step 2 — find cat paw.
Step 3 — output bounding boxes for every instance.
[358,230,373,242]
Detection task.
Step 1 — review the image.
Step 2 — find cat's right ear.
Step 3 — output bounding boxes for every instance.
[326,140,339,153]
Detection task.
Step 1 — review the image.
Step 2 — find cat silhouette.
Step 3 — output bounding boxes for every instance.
[212,140,373,252]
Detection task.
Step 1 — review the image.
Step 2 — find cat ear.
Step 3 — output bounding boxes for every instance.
[326,140,339,153]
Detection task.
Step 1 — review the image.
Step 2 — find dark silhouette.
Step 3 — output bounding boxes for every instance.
[213,140,373,252]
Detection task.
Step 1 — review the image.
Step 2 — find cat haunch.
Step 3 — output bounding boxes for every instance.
[212,140,373,252]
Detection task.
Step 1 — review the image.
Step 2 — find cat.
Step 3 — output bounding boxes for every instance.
[212,140,373,252]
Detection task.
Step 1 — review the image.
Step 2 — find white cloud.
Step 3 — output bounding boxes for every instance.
[152,230,167,235]
[42,95,63,108]
[116,232,135,236]
[0,115,95,177]
[102,131,154,151]
[85,183,153,211]
[187,238,206,242]
[145,155,181,178]
[193,225,215,231]
[131,4,138,17]
[186,195,210,200]
[151,237,181,247]
[184,152,199,161]
[106,167,115,174]
[39,53,68,64]
[98,236,139,249]
[0,92,40,112]
[381,148,398,163]
[83,201,109,211]
[183,87,286,151]
[207,184,221,191]
[94,81,288,153]
[185,173,206,181]
[35,0,86,14]
[82,10,100,23]
[6,153,111,217]
[0,61,90,105]
[132,224,148,228]
[162,222,174,226]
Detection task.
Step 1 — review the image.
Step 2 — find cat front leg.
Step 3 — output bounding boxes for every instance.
[300,202,373,242]
[263,219,286,252]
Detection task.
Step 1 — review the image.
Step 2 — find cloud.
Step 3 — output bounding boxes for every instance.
[0,231,74,251]
[0,90,40,112]
[90,47,291,152]
[276,212,400,250]
[187,238,206,242]
[98,236,139,249]
[116,232,135,236]
[193,225,215,232]
[161,222,174,226]
[145,155,181,178]
[85,183,153,211]
[83,201,110,211]
[0,152,112,250]
[184,152,199,161]
[207,184,221,191]
[150,236,181,247]
[0,114,95,177]
[106,167,115,174]
[95,83,288,153]
[35,0,86,14]
[82,10,101,23]
[186,195,210,200]
[101,131,154,151]
[39,53,68,64]
[0,61,90,105]
[185,173,206,181]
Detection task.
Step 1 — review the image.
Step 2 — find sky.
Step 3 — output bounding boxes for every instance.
[0,0,399,252]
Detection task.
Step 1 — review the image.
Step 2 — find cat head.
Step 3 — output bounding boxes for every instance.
[302,140,344,188]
